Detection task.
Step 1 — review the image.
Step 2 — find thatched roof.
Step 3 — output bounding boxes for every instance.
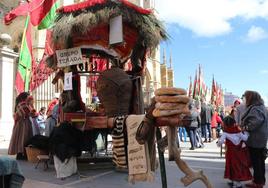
[49,0,168,73]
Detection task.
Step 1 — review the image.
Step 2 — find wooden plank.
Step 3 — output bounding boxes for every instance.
[63,113,108,129]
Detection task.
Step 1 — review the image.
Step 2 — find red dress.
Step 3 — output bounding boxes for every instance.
[223,126,252,181]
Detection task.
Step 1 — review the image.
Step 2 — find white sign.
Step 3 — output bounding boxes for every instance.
[64,72,73,91]
[56,47,83,67]
[109,15,123,45]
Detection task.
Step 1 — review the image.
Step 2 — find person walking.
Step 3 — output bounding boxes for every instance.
[8,93,34,160]
[217,115,252,188]
[211,108,222,140]
[185,100,200,150]
[27,96,40,136]
[178,127,187,142]
[241,91,268,188]
[200,99,213,142]
[45,95,60,137]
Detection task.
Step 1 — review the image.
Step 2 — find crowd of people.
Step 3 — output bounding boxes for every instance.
[180,90,268,188]
[178,96,224,150]
[8,92,60,160]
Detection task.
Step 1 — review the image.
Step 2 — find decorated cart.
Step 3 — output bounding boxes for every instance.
[47,0,167,128]
[46,0,212,187]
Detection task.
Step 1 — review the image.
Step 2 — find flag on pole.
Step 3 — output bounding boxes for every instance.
[4,0,59,29]
[197,64,207,100]
[204,84,208,99]
[15,15,35,93]
[4,0,59,93]
[4,2,29,25]
[198,64,201,97]
[30,0,59,29]
[193,71,198,99]
[211,76,216,105]
[188,76,193,98]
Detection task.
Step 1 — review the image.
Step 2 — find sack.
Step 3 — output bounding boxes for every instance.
[97,68,133,117]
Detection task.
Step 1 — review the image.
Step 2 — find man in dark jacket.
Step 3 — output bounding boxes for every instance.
[200,100,213,142]
[185,100,201,150]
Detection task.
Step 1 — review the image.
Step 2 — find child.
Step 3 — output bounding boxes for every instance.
[217,115,252,188]
[36,107,46,135]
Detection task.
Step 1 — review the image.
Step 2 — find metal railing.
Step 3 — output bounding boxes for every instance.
[32,73,59,112]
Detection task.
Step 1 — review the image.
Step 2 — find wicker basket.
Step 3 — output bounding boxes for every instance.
[25,146,48,163]
[97,68,133,117]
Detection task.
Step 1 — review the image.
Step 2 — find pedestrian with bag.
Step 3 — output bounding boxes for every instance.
[241,90,268,188]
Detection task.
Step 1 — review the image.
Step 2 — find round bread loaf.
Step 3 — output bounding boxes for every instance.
[152,107,190,117]
[155,116,180,127]
[155,95,190,103]
[154,87,187,96]
[155,102,187,110]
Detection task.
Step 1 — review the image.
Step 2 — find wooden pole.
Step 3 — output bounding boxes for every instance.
[156,127,167,188]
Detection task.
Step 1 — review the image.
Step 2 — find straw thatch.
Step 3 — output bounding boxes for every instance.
[52,0,167,50]
[49,0,168,72]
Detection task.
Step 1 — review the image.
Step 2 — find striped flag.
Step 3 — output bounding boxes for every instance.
[30,0,59,29]
[15,15,34,93]
[4,0,59,29]
[198,65,201,96]
[4,0,59,93]
[211,76,216,105]
[193,71,198,99]
[188,76,193,98]
[198,65,207,99]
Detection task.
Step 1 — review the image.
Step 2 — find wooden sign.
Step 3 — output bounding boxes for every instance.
[126,115,148,175]
[56,47,83,67]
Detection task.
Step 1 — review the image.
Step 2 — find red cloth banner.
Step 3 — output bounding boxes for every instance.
[30,30,54,91]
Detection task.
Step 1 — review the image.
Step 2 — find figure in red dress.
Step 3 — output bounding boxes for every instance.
[217,115,252,188]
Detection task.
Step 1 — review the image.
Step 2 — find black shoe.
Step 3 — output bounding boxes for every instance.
[204,139,208,143]
[189,147,195,150]
[227,182,233,187]
[16,153,27,160]
[208,139,211,142]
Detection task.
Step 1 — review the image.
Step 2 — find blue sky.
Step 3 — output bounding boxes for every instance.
[155,0,268,103]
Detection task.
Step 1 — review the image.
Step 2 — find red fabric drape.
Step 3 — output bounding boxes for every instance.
[72,24,138,59]
[4,0,58,26]
[30,30,55,91]
[57,0,152,15]
[86,58,108,97]
[57,0,106,13]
